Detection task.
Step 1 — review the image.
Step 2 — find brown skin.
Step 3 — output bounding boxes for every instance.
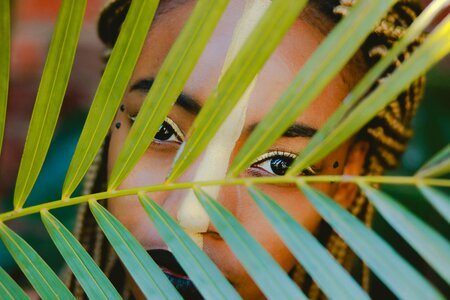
[107,0,368,298]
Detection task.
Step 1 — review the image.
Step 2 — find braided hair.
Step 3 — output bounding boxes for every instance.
[68,0,426,298]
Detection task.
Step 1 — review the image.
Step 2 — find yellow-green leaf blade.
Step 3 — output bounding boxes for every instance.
[0,267,29,300]
[0,222,74,300]
[138,193,241,300]
[286,0,450,176]
[40,210,121,300]
[247,186,369,300]
[416,144,450,178]
[0,0,10,157]
[193,187,307,300]
[287,15,450,176]
[88,200,182,300]
[228,0,397,177]
[360,182,450,285]
[13,0,86,209]
[108,0,229,190]
[298,182,444,300]
[167,0,308,182]
[62,0,159,198]
[418,185,450,224]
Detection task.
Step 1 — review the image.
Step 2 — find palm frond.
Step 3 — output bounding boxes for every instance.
[0,0,449,298]
[89,200,182,299]
[0,0,10,157]
[62,0,159,198]
[108,0,230,190]
[194,187,307,299]
[0,223,74,299]
[298,182,444,300]
[41,210,121,299]
[13,0,86,209]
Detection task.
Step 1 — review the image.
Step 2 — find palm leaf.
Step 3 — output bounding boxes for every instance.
[88,200,182,299]
[0,0,10,156]
[287,15,450,174]
[0,0,449,298]
[13,0,86,209]
[167,0,308,182]
[41,210,121,299]
[0,267,28,300]
[360,182,450,284]
[298,182,444,300]
[108,0,230,190]
[194,187,307,299]
[62,0,159,198]
[247,185,369,300]
[138,193,241,300]
[285,0,450,175]
[228,0,397,177]
[416,144,450,177]
[418,185,450,223]
[0,223,74,299]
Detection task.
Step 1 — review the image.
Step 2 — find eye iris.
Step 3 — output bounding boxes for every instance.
[270,156,294,176]
[155,121,175,141]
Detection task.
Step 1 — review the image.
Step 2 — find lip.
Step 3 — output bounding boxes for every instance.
[147,249,205,299]
[147,249,188,278]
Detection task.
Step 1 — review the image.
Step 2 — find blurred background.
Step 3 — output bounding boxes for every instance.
[0,0,449,298]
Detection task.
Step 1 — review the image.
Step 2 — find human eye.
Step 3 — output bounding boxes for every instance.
[250,150,318,176]
[128,114,185,144]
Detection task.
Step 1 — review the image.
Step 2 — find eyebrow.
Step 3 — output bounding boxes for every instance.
[130,78,202,115]
[248,122,317,138]
[130,78,317,138]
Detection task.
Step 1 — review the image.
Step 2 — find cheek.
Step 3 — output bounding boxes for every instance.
[107,115,179,248]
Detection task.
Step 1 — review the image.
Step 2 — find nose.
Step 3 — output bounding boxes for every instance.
[161,141,242,248]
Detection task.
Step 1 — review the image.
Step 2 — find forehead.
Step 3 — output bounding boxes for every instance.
[129,0,349,128]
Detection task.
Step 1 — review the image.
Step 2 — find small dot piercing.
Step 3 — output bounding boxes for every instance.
[115,121,121,129]
[333,161,339,169]
[120,104,125,112]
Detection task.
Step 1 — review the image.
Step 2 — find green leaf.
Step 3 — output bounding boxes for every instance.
[193,187,306,300]
[287,15,450,175]
[0,222,74,300]
[167,0,308,182]
[247,186,369,300]
[0,0,10,157]
[298,182,444,300]
[40,210,121,300]
[418,185,450,224]
[286,0,450,175]
[108,0,229,190]
[13,0,86,209]
[416,144,450,178]
[360,182,450,285]
[138,193,241,300]
[228,0,397,177]
[88,200,182,300]
[0,267,29,300]
[62,0,159,198]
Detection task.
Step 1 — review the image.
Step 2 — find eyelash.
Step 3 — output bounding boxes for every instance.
[250,150,319,176]
[127,114,185,143]
[127,114,317,176]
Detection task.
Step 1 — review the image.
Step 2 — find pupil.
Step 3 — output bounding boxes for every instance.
[155,121,175,141]
[270,156,294,176]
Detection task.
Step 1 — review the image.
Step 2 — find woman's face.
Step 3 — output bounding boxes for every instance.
[107,0,367,298]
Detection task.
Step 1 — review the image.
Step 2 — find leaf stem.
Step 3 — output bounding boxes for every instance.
[1,175,448,222]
